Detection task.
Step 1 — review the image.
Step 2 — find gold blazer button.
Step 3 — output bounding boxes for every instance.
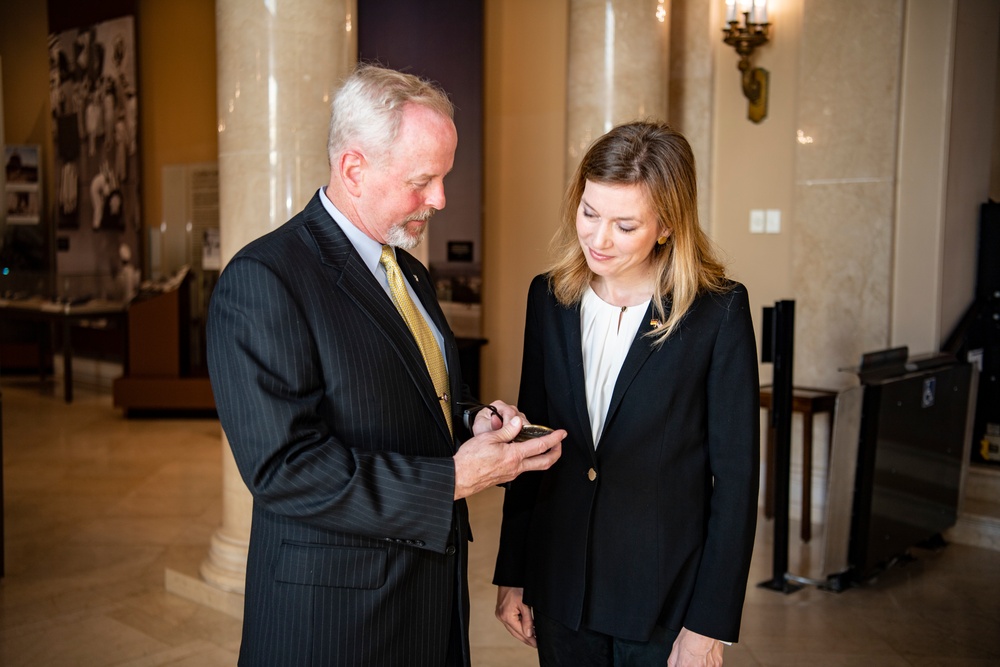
[587,468,597,481]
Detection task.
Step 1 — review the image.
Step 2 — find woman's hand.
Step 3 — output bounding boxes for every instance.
[495,585,536,647]
[667,627,724,667]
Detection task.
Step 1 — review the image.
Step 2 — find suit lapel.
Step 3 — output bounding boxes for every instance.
[602,301,659,436]
[303,196,452,444]
[558,301,596,453]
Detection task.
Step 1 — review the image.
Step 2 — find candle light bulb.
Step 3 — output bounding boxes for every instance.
[753,0,768,24]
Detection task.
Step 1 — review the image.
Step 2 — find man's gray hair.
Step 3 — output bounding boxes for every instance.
[328,63,454,166]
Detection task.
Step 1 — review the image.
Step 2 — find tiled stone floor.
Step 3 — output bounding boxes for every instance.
[2,378,999,666]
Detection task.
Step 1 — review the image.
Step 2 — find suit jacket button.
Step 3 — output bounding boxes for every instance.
[587,468,597,481]
[445,545,457,556]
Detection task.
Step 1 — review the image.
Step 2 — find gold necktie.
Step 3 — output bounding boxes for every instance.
[380,245,452,435]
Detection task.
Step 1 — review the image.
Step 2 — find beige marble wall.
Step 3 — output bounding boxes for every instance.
[566,0,670,180]
[792,0,905,389]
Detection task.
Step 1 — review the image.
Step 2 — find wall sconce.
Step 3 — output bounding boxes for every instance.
[722,0,771,123]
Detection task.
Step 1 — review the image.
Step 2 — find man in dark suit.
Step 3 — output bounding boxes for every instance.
[207,64,564,667]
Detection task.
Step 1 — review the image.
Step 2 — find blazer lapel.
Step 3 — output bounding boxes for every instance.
[559,301,596,455]
[601,300,668,443]
[303,197,451,443]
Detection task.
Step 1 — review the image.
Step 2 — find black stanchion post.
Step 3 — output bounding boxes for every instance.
[758,300,801,593]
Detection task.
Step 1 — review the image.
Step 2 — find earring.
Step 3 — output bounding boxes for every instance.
[657,235,667,245]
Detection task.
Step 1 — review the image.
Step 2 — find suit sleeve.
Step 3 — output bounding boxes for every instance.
[207,255,457,554]
[493,275,549,586]
[682,284,760,641]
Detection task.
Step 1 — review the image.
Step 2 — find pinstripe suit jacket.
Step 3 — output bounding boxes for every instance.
[494,275,759,644]
[207,193,471,666]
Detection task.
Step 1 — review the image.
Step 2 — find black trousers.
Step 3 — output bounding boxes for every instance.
[534,610,679,667]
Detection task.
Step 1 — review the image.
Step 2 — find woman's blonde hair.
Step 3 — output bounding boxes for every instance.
[549,121,728,344]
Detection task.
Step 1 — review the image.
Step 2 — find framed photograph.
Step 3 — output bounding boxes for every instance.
[47,14,141,282]
[4,144,41,225]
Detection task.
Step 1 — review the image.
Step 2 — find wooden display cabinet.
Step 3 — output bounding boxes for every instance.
[112,273,215,414]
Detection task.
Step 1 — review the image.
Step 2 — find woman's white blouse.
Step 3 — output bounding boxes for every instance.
[580,286,650,447]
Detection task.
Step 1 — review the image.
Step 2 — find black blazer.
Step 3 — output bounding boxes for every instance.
[208,193,471,666]
[494,275,759,643]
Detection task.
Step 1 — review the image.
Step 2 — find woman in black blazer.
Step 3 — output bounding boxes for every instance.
[494,121,759,666]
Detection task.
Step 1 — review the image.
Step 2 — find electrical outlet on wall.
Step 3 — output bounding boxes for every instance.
[749,209,765,233]
[765,209,781,234]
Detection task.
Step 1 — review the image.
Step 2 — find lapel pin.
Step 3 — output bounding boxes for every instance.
[650,318,661,327]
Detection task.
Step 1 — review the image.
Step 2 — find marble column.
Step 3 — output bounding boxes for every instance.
[166,0,356,612]
[566,0,670,180]
[666,0,716,234]
[791,0,903,388]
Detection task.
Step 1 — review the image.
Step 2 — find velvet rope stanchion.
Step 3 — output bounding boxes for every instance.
[758,300,802,594]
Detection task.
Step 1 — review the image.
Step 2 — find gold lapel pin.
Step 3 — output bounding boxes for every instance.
[650,318,661,327]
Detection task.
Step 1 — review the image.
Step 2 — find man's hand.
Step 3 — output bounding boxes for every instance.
[496,586,536,647]
[453,412,564,499]
[667,627,725,667]
[470,400,520,436]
